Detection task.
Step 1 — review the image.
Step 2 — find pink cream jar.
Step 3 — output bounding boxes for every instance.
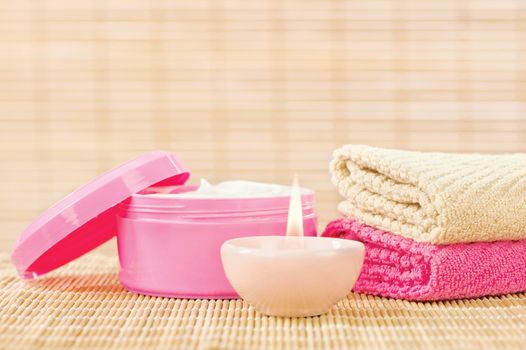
[117,183,317,298]
[11,152,317,299]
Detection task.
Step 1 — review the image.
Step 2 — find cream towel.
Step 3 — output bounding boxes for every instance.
[331,144,526,244]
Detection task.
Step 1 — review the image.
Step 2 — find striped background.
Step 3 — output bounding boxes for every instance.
[1,0,525,255]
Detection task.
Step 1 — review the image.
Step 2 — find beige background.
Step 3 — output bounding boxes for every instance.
[1,0,525,256]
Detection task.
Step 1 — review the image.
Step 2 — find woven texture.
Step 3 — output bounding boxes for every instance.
[331,144,526,244]
[0,253,525,350]
[323,218,526,301]
[2,0,526,254]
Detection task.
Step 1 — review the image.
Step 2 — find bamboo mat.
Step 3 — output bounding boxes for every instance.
[0,252,524,350]
[2,1,526,347]
[2,0,526,254]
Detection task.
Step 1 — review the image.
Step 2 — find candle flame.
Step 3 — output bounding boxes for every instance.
[286,174,304,237]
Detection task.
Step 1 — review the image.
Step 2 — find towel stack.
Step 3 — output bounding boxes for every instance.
[323,145,526,300]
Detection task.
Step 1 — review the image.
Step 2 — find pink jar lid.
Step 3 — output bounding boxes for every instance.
[11,151,190,279]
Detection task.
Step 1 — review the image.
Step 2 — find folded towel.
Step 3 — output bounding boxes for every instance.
[323,218,526,300]
[331,144,526,244]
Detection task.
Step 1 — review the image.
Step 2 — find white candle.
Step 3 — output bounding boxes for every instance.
[221,177,365,317]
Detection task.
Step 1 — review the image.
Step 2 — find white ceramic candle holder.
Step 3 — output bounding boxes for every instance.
[221,235,365,317]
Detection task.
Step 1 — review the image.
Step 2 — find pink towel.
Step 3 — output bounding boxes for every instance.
[323,218,526,300]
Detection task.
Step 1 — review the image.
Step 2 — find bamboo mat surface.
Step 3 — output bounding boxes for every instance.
[1,0,526,254]
[1,1,526,346]
[0,252,524,350]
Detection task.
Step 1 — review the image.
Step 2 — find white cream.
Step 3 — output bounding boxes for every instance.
[147,179,295,198]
